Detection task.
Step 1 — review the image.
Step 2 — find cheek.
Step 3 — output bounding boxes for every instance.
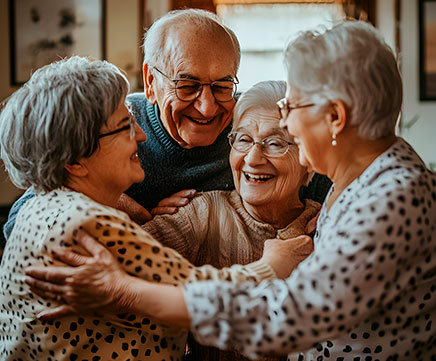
[229,151,244,183]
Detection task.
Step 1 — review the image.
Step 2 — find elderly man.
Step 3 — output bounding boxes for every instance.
[3,8,331,236]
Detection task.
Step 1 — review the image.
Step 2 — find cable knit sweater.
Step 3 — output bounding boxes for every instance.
[143,190,321,361]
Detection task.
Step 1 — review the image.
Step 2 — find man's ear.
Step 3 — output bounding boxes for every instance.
[328,99,347,136]
[64,162,88,178]
[143,64,157,104]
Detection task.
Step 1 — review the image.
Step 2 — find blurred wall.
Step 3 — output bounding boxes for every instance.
[0,0,170,206]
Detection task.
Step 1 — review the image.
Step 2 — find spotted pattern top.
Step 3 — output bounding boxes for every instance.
[0,189,274,361]
[184,138,436,361]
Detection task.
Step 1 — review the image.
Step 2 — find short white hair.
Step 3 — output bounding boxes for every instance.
[284,20,402,140]
[142,8,240,74]
[0,56,129,193]
[233,80,287,128]
[232,80,313,186]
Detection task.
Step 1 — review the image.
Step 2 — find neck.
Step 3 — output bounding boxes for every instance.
[242,197,305,229]
[65,178,122,209]
[328,133,397,202]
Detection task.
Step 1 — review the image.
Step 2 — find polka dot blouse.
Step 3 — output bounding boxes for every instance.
[184,138,436,360]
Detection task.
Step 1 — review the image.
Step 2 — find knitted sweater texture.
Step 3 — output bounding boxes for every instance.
[125,93,234,210]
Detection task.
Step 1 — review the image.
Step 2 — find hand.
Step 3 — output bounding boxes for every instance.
[151,189,197,216]
[117,193,152,224]
[260,235,313,278]
[25,230,135,320]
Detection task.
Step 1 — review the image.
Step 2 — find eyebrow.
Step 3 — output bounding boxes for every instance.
[176,73,235,82]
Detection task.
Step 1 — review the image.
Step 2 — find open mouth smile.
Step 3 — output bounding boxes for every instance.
[243,172,274,182]
[186,115,215,125]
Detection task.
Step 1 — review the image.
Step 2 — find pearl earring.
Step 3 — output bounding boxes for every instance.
[331,133,337,146]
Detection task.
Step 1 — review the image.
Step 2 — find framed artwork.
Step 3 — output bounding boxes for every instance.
[9,0,106,85]
[419,0,436,101]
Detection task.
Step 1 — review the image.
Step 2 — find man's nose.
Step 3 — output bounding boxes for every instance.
[193,85,219,117]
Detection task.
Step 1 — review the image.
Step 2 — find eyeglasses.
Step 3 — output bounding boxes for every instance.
[98,110,136,140]
[276,97,315,120]
[228,132,293,158]
[153,67,238,102]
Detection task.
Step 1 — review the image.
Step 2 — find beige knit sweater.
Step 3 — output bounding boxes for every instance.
[143,190,321,361]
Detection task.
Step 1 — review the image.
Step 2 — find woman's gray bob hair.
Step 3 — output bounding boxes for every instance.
[0,56,129,193]
[284,20,403,140]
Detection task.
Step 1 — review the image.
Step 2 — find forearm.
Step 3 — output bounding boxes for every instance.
[122,275,191,329]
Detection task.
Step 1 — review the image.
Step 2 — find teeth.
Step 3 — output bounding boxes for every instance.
[187,116,214,125]
[244,172,273,182]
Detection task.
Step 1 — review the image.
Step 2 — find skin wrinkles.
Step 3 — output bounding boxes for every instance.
[230,107,307,228]
[145,24,237,149]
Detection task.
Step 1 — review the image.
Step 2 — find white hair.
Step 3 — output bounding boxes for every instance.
[233,80,287,128]
[142,8,240,74]
[0,56,129,193]
[232,80,313,186]
[284,20,402,140]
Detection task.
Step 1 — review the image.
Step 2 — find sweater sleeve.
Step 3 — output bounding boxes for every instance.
[141,195,209,262]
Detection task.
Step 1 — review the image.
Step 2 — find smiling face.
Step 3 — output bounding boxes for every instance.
[80,98,146,198]
[145,24,237,149]
[280,87,331,175]
[230,107,308,219]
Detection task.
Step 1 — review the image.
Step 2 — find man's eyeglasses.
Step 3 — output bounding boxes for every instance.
[228,132,293,158]
[98,110,136,140]
[153,67,238,102]
[276,97,315,120]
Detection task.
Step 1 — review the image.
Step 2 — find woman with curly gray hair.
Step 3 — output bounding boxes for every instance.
[0,56,311,360]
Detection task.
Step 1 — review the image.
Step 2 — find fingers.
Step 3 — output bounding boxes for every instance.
[37,305,76,321]
[26,266,75,284]
[168,189,197,199]
[74,229,108,258]
[51,248,90,267]
[151,206,178,215]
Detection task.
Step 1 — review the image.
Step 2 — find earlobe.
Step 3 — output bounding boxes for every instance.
[329,99,347,136]
[64,162,88,177]
[143,64,157,104]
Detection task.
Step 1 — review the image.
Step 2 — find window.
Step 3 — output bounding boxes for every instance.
[216,2,345,91]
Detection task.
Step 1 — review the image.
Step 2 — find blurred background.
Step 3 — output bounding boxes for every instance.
[1,0,435,247]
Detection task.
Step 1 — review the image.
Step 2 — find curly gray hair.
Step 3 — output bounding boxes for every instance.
[0,56,129,193]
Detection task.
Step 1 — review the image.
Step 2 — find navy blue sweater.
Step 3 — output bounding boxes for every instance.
[125,93,234,209]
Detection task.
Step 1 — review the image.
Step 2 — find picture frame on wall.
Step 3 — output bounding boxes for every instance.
[419,0,436,101]
[9,0,106,86]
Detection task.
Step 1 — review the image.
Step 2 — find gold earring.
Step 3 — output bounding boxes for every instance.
[331,133,337,146]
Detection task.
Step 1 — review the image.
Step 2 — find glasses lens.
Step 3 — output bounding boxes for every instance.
[229,133,253,152]
[211,81,236,102]
[263,137,289,156]
[128,111,136,139]
[175,80,202,101]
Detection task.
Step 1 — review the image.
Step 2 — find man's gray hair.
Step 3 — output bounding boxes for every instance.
[284,20,402,140]
[0,56,129,193]
[142,8,241,74]
[233,80,287,128]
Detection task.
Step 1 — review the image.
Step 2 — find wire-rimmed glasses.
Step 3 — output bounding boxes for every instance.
[153,67,238,102]
[276,97,315,120]
[228,132,293,158]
